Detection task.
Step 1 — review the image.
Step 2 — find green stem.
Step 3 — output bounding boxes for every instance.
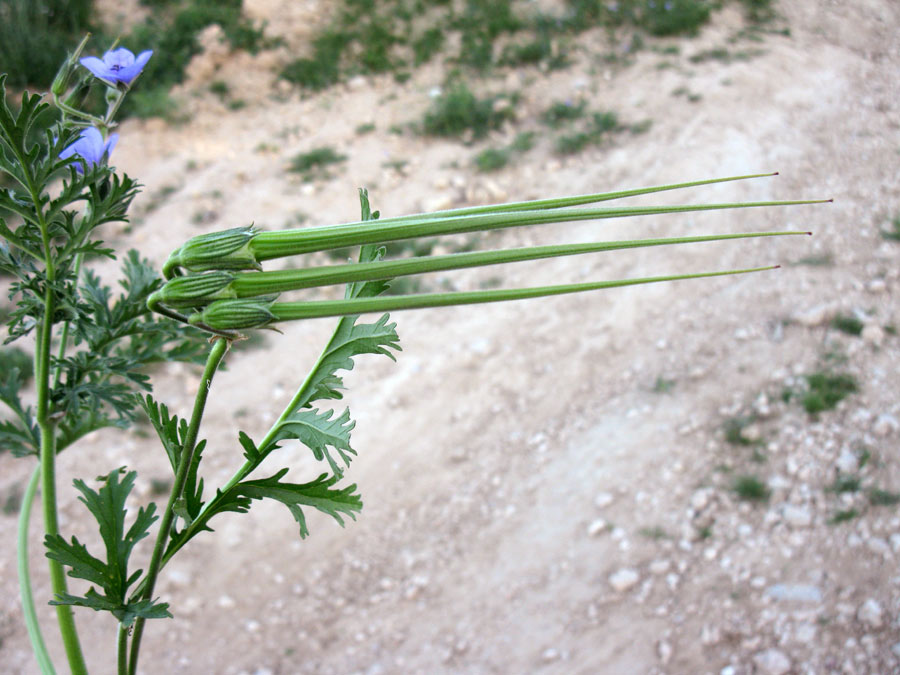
[128,337,230,675]
[37,287,88,675]
[18,464,56,675]
[53,252,84,388]
[117,624,129,675]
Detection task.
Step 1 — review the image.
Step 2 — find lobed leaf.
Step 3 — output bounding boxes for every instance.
[231,469,362,539]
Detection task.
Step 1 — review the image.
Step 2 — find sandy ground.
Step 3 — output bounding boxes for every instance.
[3,1,900,673]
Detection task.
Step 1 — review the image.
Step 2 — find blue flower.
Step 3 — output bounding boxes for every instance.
[59,127,119,173]
[80,47,153,87]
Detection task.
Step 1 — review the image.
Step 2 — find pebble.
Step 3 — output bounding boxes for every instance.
[890,533,900,553]
[836,447,859,473]
[873,414,899,437]
[595,492,615,508]
[541,648,561,663]
[587,518,608,536]
[781,504,812,528]
[764,583,823,604]
[753,648,792,675]
[856,598,884,628]
[657,639,672,664]
[609,568,640,592]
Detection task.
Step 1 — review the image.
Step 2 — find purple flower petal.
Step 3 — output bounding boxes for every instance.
[79,47,153,86]
[59,127,117,173]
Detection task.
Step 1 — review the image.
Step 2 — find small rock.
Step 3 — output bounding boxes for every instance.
[587,518,608,536]
[656,639,672,664]
[753,648,792,675]
[690,488,712,511]
[781,504,812,528]
[649,559,671,575]
[873,414,899,437]
[609,568,640,592]
[541,647,560,662]
[856,598,884,628]
[892,642,900,657]
[794,622,817,643]
[836,447,860,474]
[765,583,823,604]
[701,623,721,646]
[862,324,885,346]
[890,533,900,553]
[793,304,832,327]
[594,492,615,509]
[218,595,236,609]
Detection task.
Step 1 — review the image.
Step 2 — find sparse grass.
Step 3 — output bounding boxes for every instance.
[801,371,858,415]
[868,488,900,506]
[287,146,347,180]
[542,100,587,128]
[829,508,859,524]
[422,82,515,140]
[724,416,756,446]
[639,526,669,540]
[629,119,653,134]
[827,475,861,493]
[355,122,376,135]
[553,109,621,155]
[475,147,510,172]
[732,475,770,502]
[830,314,864,336]
[794,253,834,266]
[652,377,675,393]
[881,216,900,241]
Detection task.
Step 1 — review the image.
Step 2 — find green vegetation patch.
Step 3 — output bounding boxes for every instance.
[422,82,516,139]
[801,371,858,415]
[287,146,347,181]
[732,474,770,502]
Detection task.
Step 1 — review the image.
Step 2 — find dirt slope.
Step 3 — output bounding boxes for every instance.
[3,1,900,673]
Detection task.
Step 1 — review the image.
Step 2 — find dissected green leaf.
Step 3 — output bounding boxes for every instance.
[231,469,362,539]
[44,469,166,626]
[272,407,356,477]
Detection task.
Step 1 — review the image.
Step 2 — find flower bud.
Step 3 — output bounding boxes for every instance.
[163,226,261,277]
[155,271,235,309]
[189,298,275,331]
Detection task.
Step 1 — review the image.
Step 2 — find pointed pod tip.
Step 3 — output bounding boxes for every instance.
[772,171,780,176]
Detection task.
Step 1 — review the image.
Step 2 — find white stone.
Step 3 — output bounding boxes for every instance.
[609,568,640,592]
[218,595,236,608]
[765,583,823,604]
[890,533,900,553]
[587,519,607,536]
[781,504,812,528]
[594,492,615,508]
[656,639,672,664]
[856,598,884,628]
[541,648,560,662]
[649,559,671,575]
[836,447,859,473]
[873,414,899,437]
[690,489,711,511]
[753,648,792,675]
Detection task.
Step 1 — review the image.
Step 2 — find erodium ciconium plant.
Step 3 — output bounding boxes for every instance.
[1,37,827,675]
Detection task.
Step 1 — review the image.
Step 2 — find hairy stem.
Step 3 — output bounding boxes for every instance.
[18,464,56,674]
[128,337,230,675]
[37,289,88,675]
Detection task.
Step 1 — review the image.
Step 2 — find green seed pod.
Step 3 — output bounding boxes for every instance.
[163,226,260,278]
[190,297,276,331]
[156,271,236,309]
